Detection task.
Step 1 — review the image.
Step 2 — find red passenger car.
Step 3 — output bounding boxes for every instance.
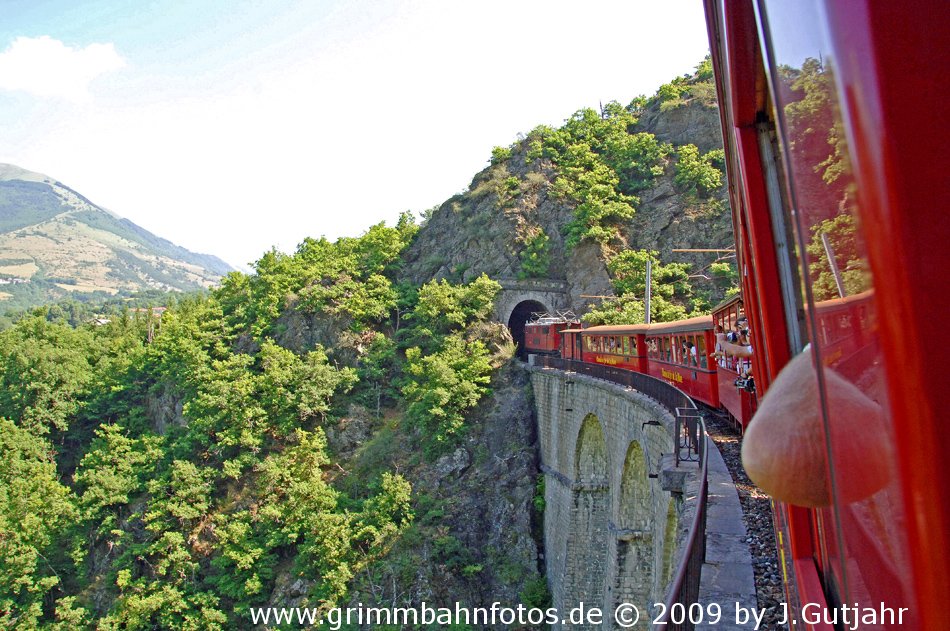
[711,295,756,429]
[641,318,719,408]
[704,0,949,627]
[572,319,721,411]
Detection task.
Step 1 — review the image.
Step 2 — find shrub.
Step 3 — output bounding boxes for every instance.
[518,229,551,279]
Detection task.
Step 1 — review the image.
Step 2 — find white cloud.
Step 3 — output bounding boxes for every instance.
[0,36,125,101]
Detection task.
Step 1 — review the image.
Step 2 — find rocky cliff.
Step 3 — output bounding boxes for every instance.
[400,72,732,314]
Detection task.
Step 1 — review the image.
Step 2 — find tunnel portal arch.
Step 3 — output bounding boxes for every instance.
[507,299,549,359]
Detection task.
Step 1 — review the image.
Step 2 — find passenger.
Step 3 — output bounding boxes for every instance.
[737,325,752,372]
[712,325,726,366]
[685,340,698,366]
[727,322,741,344]
[715,330,753,360]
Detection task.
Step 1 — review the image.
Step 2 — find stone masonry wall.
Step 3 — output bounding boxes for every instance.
[529,368,697,630]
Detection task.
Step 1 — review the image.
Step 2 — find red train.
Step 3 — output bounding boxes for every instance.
[522,312,580,356]
[526,292,877,433]
[526,0,949,626]
[527,299,758,428]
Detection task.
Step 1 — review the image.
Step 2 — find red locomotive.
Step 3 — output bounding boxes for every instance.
[522,312,580,356]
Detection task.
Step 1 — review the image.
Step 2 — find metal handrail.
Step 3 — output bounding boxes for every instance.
[531,355,709,631]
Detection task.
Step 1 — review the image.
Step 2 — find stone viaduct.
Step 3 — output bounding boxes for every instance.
[496,281,738,630]
[527,366,702,631]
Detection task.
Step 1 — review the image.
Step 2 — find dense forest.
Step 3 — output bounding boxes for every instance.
[0,60,736,629]
[0,214,521,627]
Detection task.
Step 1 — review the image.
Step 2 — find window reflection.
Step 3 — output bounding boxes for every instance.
[762,0,909,617]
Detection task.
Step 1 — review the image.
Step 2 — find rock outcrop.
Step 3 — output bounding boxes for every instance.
[400,92,732,315]
[344,362,543,625]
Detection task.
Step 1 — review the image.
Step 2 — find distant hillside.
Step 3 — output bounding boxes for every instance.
[0,164,233,311]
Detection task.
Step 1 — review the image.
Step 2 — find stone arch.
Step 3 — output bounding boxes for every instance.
[563,414,610,628]
[574,414,609,486]
[617,442,650,531]
[660,498,679,593]
[613,441,654,610]
[507,299,549,360]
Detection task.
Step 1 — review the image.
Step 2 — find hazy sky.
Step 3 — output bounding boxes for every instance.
[0,1,711,269]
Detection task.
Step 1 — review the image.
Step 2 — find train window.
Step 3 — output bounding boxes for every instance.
[758,0,908,615]
[541,326,549,335]
[622,336,630,355]
[696,336,707,368]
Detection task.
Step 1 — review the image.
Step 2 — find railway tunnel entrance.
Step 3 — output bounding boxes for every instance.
[507,299,548,360]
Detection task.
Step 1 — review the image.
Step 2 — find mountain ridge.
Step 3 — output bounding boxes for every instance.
[0,163,233,311]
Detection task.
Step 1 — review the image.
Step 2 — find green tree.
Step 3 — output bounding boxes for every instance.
[409,274,500,336]
[0,419,78,627]
[74,424,164,527]
[674,144,724,198]
[535,103,669,249]
[584,250,695,325]
[402,333,493,452]
[518,229,551,279]
[806,214,870,300]
[0,316,95,434]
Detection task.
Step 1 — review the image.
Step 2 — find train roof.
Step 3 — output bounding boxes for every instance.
[580,315,714,336]
[810,289,874,312]
[711,293,743,315]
